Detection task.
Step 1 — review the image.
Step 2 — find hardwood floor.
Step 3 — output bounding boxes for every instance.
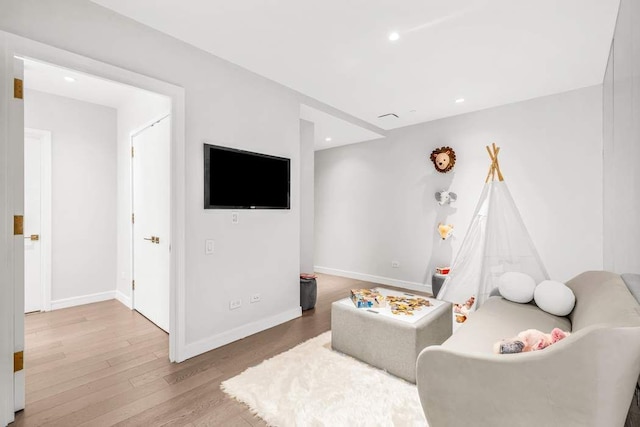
[12,274,429,426]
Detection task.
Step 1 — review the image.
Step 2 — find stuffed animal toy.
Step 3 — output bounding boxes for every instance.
[454,296,475,315]
[430,146,456,173]
[493,328,570,354]
[435,190,458,206]
[438,223,454,240]
[453,296,475,323]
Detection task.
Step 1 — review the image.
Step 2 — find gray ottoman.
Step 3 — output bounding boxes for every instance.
[331,291,452,383]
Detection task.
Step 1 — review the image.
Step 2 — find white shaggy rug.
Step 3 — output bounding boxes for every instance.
[221,331,428,427]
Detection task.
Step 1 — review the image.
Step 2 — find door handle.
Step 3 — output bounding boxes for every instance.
[24,234,39,241]
[144,236,160,244]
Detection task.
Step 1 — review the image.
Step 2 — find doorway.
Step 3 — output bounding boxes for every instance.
[132,115,171,332]
[19,58,173,413]
[3,38,186,421]
[21,59,172,322]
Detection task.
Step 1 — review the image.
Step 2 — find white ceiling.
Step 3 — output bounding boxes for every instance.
[23,59,167,110]
[91,0,618,134]
[300,105,384,151]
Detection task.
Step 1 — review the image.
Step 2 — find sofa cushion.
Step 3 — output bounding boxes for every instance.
[441,297,571,354]
[566,271,640,331]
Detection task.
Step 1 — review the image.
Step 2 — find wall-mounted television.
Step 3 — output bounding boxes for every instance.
[204,143,290,209]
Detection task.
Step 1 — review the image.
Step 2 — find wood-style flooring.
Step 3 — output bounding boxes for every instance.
[13,274,428,426]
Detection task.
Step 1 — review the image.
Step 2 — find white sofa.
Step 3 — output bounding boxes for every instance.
[416,271,640,427]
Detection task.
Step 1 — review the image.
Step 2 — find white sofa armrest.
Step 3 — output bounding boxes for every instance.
[416,325,640,427]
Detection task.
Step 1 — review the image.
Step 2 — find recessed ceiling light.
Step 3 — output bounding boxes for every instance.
[325,137,332,142]
[388,32,400,41]
[64,76,76,83]
[455,98,465,103]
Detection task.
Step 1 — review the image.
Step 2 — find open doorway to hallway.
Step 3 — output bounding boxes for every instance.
[20,58,172,413]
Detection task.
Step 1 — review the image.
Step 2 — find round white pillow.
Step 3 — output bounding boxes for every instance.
[498,272,536,303]
[534,280,575,316]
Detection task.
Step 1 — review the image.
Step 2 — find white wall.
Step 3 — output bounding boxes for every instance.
[315,86,604,290]
[603,0,640,274]
[0,0,300,356]
[300,119,314,273]
[116,90,170,306]
[24,89,117,302]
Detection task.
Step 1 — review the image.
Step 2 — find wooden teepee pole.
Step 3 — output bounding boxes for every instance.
[485,144,505,182]
[485,146,496,183]
[492,143,504,181]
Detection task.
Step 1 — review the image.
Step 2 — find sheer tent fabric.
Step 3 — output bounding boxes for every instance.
[437,144,549,308]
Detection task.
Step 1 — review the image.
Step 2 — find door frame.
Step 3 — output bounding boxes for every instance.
[24,128,52,313]
[2,31,187,380]
[130,114,171,317]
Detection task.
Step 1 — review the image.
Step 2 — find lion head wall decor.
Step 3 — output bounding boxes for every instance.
[430,146,457,173]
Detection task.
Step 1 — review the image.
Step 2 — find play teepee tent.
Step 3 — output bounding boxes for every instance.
[437,144,549,308]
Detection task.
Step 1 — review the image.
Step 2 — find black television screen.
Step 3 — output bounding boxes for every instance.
[204,144,290,209]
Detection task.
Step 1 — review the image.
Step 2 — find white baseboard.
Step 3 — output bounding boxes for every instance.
[115,290,132,309]
[314,266,432,295]
[50,291,116,311]
[182,307,302,361]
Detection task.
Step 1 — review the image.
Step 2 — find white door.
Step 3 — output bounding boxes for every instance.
[23,129,51,314]
[24,132,43,313]
[2,50,26,421]
[133,116,170,332]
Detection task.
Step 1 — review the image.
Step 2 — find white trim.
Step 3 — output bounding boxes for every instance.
[115,290,132,309]
[50,291,116,311]
[314,266,433,295]
[24,128,52,313]
[5,31,187,363]
[171,88,186,363]
[182,307,302,361]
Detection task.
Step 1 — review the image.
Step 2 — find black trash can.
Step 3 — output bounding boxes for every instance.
[300,277,317,311]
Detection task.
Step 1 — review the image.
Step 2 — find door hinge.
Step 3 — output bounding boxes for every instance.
[132,280,135,291]
[14,351,23,372]
[14,215,23,235]
[14,78,23,99]
[132,213,135,224]
[131,146,134,157]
